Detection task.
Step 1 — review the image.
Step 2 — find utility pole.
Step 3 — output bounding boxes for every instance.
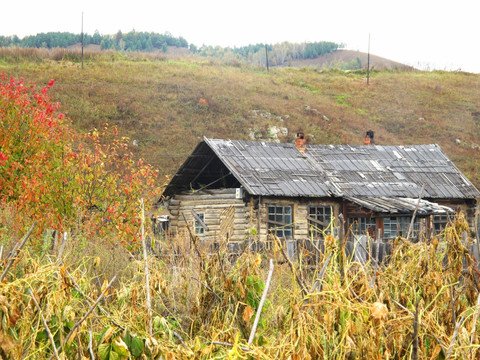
[367,33,370,85]
[81,12,84,70]
[265,44,269,71]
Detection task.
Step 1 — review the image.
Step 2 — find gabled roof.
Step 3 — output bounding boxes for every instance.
[162,137,480,200]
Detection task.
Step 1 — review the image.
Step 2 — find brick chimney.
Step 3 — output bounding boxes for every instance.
[296,131,307,152]
[364,130,374,145]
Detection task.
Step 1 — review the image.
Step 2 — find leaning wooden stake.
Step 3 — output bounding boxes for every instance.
[89,330,95,360]
[248,259,274,346]
[446,311,468,359]
[274,235,307,296]
[28,289,60,360]
[141,199,153,336]
[1,221,37,281]
[406,183,425,241]
[302,252,333,309]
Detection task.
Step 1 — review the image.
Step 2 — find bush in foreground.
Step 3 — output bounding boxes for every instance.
[0,75,157,247]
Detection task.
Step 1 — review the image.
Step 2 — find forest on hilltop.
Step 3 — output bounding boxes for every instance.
[0,31,345,68]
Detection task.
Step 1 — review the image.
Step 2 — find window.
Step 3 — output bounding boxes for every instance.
[383,216,420,239]
[433,214,455,233]
[349,217,376,237]
[267,205,293,238]
[308,205,332,238]
[194,212,205,235]
[383,217,397,239]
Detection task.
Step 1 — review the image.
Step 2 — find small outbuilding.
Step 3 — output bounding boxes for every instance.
[158,134,479,246]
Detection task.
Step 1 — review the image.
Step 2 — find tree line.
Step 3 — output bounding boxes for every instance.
[0,31,344,67]
[196,41,343,66]
[0,30,188,52]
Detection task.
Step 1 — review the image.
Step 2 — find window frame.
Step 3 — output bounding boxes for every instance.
[349,216,376,237]
[383,216,420,239]
[307,205,332,238]
[267,204,293,239]
[432,213,454,234]
[194,212,205,236]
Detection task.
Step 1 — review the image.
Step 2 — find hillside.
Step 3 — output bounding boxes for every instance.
[284,49,414,70]
[1,49,479,187]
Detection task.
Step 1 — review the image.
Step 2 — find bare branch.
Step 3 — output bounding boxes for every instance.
[1,222,37,281]
[28,288,60,360]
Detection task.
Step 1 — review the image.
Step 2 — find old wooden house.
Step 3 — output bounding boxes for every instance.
[158,134,479,247]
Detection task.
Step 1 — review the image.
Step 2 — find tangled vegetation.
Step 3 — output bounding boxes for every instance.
[0,215,479,359]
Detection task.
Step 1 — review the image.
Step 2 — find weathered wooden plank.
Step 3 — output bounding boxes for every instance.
[175,193,239,201]
[201,224,247,232]
[174,202,245,209]
[178,188,237,195]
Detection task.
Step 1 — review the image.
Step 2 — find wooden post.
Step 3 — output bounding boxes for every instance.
[257,196,261,240]
[366,33,370,85]
[140,199,152,336]
[81,12,84,70]
[265,44,269,71]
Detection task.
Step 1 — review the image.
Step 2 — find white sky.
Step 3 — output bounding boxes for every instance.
[2,0,479,73]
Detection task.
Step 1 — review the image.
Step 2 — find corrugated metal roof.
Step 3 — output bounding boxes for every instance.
[204,138,479,199]
[163,138,480,200]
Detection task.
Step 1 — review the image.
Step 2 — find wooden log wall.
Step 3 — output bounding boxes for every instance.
[434,199,477,235]
[255,196,340,241]
[167,188,249,243]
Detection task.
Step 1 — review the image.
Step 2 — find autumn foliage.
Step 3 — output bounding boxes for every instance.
[0,74,157,246]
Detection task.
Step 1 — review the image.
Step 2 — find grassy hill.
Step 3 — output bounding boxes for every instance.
[1,48,479,187]
[283,49,414,70]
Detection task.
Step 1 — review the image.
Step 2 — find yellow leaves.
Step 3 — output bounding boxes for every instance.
[63,305,75,322]
[66,327,77,346]
[100,327,115,345]
[325,235,336,248]
[242,305,255,323]
[227,333,247,360]
[151,271,169,296]
[429,345,442,359]
[254,254,262,266]
[112,336,130,359]
[324,311,334,329]
[371,302,388,321]
[93,256,101,268]
[145,336,160,358]
[101,279,109,296]
[0,332,15,355]
[129,287,139,304]
[345,335,356,349]
[237,279,245,298]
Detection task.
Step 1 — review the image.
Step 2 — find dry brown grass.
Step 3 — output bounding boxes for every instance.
[1,212,480,359]
[1,52,479,186]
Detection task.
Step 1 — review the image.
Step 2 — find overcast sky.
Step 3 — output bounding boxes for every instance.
[2,0,479,73]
